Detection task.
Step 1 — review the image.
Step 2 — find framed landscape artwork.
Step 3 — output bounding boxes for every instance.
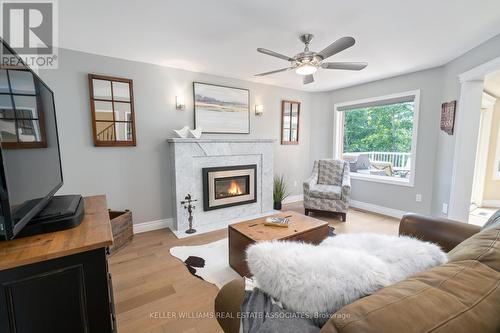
[193,82,250,134]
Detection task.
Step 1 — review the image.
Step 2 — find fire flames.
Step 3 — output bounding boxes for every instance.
[227,180,243,196]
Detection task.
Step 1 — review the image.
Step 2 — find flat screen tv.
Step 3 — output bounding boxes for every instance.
[0,38,63,240]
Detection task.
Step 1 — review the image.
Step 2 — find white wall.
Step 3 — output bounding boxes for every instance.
[309,67,444,214]
[39,48,312,224]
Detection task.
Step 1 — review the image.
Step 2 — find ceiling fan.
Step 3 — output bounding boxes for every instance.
[255,34,367,85]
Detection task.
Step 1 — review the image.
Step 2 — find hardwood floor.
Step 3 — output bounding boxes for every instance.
[286,201,400,235]
[108,203,399,333]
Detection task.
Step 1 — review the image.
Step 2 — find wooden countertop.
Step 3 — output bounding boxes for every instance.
[0,195,113,271]
[229,211,328,242]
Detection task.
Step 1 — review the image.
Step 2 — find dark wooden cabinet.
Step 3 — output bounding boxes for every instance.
[0,196,115,333]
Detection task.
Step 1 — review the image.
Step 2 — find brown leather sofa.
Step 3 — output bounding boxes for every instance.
[214,213,500,333]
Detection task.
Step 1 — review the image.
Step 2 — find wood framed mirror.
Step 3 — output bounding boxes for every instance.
[88,74,136,147]
[0,66,47,149]
[281,100,300,145]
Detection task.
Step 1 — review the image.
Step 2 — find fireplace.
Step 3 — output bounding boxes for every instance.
[202,164,257,211]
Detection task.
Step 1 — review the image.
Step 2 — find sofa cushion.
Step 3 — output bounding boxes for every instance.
[448,226,500,272]
[310,184,342,200]
[322,260,500,333]
[215,278,245,333]
[481,209,500,231]
[318,160,344,186]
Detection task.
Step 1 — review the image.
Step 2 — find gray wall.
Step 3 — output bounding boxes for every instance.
[38,33,500,223]
[431,34,500,216]
[309,67,445,215]
[39,48,312,224]
[309,33,500,216]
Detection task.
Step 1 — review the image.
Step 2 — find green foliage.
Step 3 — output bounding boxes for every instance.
[273,175,289,203]
[343,102,414,153]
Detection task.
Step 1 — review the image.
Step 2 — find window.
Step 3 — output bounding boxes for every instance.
[334,90,420,186]
[0,67,46,149]
[281,100,300,145]
[89,74,136,146]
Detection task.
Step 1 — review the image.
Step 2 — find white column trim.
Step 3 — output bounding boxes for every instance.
[448,80,484,221]
[448,54,500,222]
[471,104,494,206]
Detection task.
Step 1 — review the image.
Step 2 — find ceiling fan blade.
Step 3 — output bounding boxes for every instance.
[303,74,314,85]
[321,62,368,70]
[317,37,356,60]
[254,67,294,77]
[257,48,295,62]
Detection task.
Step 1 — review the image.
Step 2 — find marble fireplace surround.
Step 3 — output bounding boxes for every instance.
[167,138,275,236]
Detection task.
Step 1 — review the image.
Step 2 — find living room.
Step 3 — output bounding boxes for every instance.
[0,1,499,333]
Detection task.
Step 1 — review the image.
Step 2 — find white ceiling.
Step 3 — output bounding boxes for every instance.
[485,71,500,98]
[59,0,500,92]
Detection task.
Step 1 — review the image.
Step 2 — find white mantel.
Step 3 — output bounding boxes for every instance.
[167,138,275,234]
[166,138,276,143]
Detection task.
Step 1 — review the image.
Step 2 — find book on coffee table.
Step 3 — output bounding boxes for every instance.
[264,216,290,227]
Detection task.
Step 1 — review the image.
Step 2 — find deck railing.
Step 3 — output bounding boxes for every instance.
[343,152,411,168]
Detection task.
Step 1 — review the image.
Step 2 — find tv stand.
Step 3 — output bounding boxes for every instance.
[18,195,85,238]
[0,195,115,333]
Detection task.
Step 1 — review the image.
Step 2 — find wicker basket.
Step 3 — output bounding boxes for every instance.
[108,209,133,255]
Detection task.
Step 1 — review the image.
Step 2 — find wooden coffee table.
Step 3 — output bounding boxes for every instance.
[228,211,329,277]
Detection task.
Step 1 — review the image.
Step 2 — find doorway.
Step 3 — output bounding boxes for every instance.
[469,80,499,226]
[449,56,500,222]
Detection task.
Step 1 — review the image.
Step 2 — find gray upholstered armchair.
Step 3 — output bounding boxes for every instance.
[303,159,351,221]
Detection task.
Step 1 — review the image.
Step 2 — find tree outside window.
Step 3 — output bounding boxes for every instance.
[336,91,419,185]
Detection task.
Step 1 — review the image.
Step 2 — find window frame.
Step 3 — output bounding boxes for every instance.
[0,67,47,149]
[88,74,136,147]
[333,89,420,187]
[281,100,300,145]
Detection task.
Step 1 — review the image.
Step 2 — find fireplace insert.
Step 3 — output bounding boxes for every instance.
[202,164,257,211]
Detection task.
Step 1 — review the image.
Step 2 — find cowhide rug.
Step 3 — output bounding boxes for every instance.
[169,226,336,288]
[169,238,240,288]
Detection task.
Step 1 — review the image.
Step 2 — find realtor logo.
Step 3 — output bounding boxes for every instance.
[1,0,58,68]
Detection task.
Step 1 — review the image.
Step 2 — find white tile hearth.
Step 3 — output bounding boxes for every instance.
[167,138,275,236]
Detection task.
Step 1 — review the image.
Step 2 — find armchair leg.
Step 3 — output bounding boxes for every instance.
[305,209,310,216]
[340,213,347,222]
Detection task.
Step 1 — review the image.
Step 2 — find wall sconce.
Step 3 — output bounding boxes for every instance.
[176,96,185,111]
[255,104,264,116]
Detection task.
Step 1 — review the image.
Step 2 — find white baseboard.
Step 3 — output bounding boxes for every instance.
[283,194,304,204]
[284,194,406,219]
[482,200,500,208]
[133,198,407,234]
[350,200,407,219]
[133,218,173,234]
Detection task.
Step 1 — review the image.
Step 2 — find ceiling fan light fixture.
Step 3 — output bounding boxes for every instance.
[255,34,367,84]
[295,64,317,76]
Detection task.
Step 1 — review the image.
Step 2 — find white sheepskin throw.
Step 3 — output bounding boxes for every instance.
[246,234,447,324]
[246,241,391,324]
[320,233,448,283]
